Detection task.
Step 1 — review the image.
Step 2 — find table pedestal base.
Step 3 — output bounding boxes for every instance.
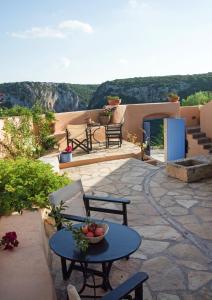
[61,258,113,298]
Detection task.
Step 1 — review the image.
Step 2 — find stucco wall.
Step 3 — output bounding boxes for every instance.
[200,101,212,139]
[123,102,180,141]
[0,210,56,300]
[180,106,200,127]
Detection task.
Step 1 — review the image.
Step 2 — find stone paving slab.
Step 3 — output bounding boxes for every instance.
[51,157,212,300]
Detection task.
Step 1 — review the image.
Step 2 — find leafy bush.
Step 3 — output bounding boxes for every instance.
[181,91,212,106]
[2,115,38,158]
[0,158,70,215]
[0,105,32,118]
[0,104,57,158]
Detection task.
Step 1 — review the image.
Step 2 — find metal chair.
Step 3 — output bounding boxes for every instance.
[67,272,149,300]
[105,123,123,148]
[66,124,92,154]
[48,179,130,230]
[49,180,131,284]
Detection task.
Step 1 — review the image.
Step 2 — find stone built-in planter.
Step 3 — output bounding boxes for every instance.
[166,157,212,182]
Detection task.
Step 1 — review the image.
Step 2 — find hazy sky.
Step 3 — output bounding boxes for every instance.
[1,0,212,84]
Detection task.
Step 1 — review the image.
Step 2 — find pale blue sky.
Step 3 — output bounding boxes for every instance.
[0,0,212,84]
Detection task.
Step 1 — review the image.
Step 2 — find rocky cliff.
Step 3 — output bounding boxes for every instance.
[89,73,212,108]
[0,82,98,112]
[1,73,212,112]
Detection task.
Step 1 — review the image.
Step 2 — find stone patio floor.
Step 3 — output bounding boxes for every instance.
[51,157,212,300]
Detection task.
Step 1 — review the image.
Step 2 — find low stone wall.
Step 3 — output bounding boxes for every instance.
[0,210,56,300]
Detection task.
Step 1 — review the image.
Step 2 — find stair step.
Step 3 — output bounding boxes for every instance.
[198,137,212,144]
[187,126,201,134]
[192,132,206,139]
[203,143,212,149]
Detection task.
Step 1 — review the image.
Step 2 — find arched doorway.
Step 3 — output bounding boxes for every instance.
[143,113,170,162]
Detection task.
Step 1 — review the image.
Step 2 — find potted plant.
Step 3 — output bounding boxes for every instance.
[167,93,180,103]
[107,96,122,106]
[99,106,116,125]
[59,145,72,163]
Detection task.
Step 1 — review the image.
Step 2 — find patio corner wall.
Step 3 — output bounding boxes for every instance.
[200,100,212,139]
[179,106,200,127]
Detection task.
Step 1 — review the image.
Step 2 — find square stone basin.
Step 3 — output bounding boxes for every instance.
[166,158,212,182]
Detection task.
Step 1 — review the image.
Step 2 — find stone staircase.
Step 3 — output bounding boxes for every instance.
[187,126,212,154]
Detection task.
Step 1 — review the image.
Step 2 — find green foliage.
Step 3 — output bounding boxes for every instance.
[0,158,70,215]
[181,91,212,106]
[70,84,99,105]
[0,82,99,111]
[151,123,164,149]
[1,104,57,158]
[49,200,89,252]
[2,115,38,158]
[89,72,212,108]
[107,95,120,100]
[0,105,32,118]
[167,93,179,99]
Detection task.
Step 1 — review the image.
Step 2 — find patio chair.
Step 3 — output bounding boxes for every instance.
[66,124,92,154]
[105,123,123,148]
[67,272,149,300]
[48,179,130,230]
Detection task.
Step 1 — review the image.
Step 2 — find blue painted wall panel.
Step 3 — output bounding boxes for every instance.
[166,118,185,161]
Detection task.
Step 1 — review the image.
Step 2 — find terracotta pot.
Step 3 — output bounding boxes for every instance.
[107,98,121,106]
[99,115,111,125]
[168,96,180,103]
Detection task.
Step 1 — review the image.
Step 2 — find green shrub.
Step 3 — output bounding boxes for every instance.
[0,103,57,158]
[182,91,212,106]
[0,105,32,118]
[0,158,70,215]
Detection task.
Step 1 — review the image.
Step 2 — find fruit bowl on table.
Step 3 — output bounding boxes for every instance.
[82,223,109,244]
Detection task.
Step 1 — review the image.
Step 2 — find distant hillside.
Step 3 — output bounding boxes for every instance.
[0,82,99,112]
[1,73,212,112]
[89,73,212,108]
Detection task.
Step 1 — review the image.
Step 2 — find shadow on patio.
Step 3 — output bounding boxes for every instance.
[52,158,212,300]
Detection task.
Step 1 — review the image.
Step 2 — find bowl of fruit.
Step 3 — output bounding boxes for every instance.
[81,222,109,244]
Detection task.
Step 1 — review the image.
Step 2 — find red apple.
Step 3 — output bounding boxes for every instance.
[95,227,104,237]
[86,231,94,238]
[88,223,97,233]
[81,225,88,234]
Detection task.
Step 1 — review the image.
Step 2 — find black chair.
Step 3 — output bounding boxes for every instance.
[66,124,92,154]
[67,272,149,300]
[105,123,123,148]
[48,179,130,230]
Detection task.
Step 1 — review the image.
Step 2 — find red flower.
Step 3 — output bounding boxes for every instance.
[65,145,72,153]
[1,231,19,250]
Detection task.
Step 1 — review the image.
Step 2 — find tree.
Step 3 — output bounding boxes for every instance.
[181,91,212,106]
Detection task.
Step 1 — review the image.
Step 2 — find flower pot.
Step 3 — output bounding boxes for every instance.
[168,96,180,103]
[59,152,72,163]
[107,98,121,106]
[99,115,111,125]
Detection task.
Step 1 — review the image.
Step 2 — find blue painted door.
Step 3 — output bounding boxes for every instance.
[165,118,186,161]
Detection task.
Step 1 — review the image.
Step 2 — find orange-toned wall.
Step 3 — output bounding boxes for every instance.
[123,102,180,141]
[186,134,209,157]
[200,100,212,139]
[179,106,200,127]
[54,102,180,147]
